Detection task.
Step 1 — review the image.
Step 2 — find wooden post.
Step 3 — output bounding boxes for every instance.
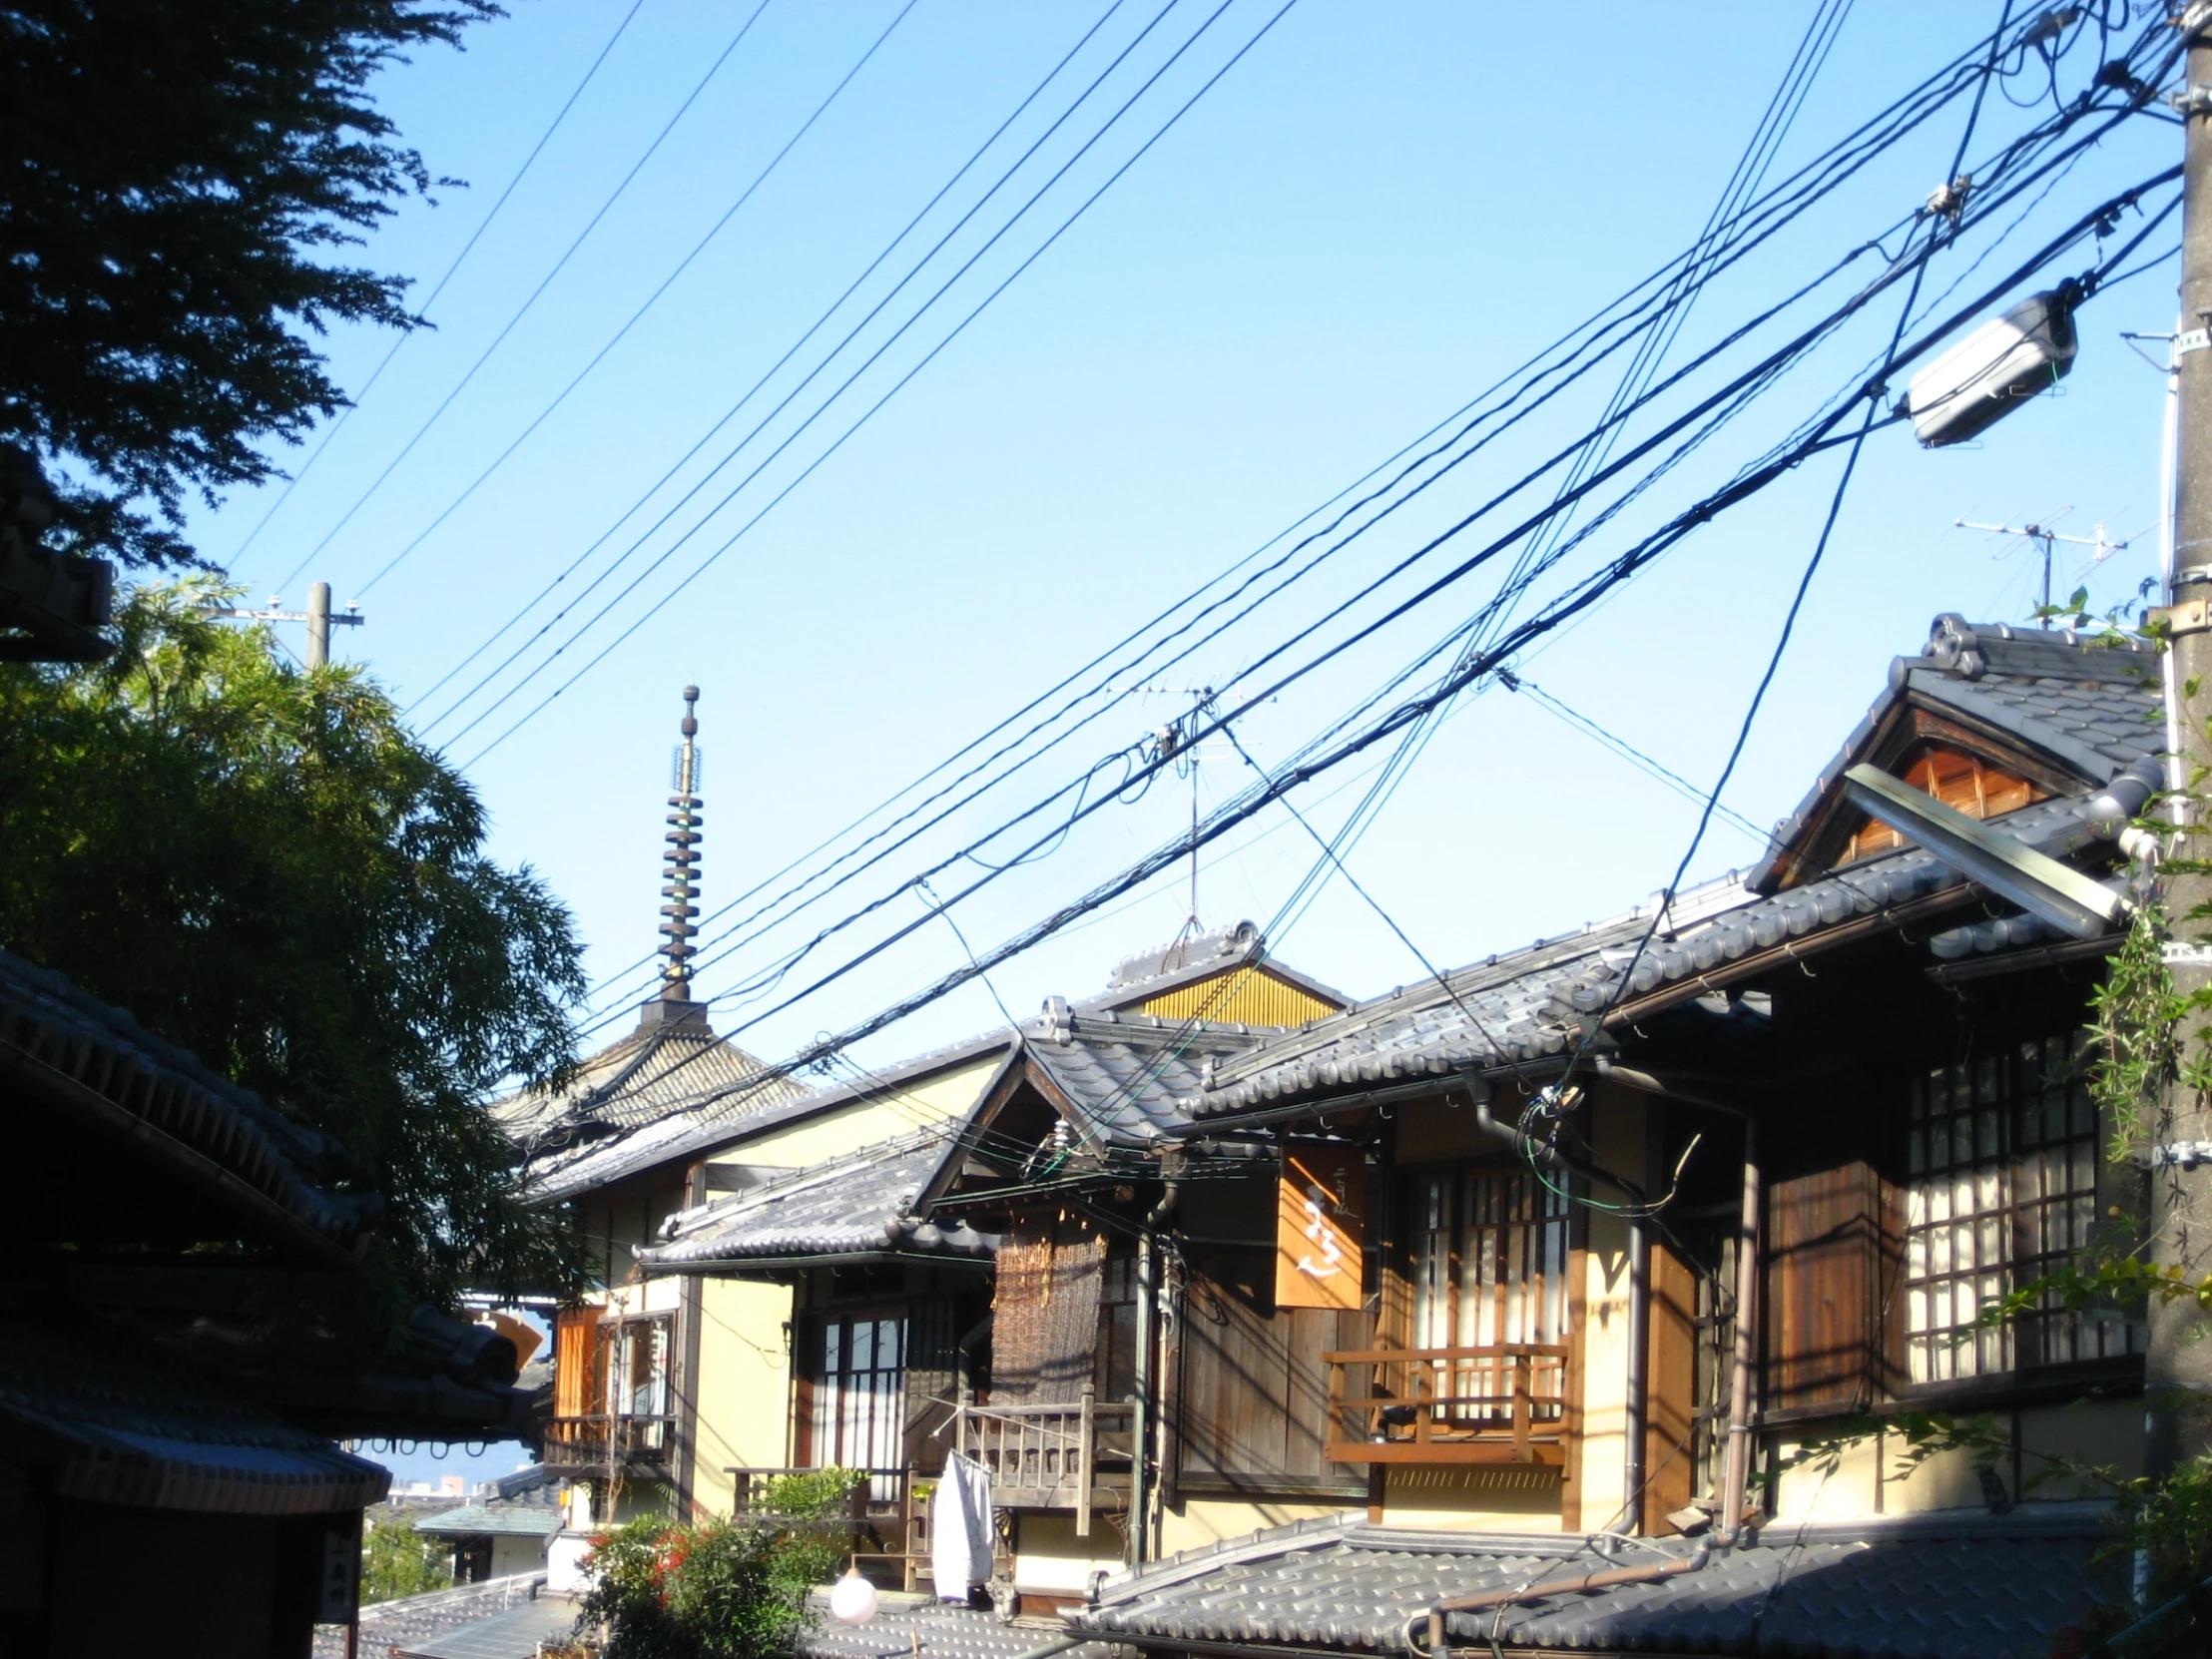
[1510,1352,1531,1464]
[1327,1353,1346,1447]
[1413,1357,1432,1444]
[1077,1383,1094,1538]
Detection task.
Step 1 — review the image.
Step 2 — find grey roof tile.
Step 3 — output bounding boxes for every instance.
[639,1129,998,1271]
[799,1600,1113,1659]
[1072,1509,2110,1659]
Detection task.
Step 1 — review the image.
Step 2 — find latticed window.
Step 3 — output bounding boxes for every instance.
[1407,1165,1571,1424]
[813,1315,906,1497]
[1905,1032,2142,1382]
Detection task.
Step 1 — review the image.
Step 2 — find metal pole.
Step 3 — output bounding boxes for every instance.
[306,581,331,670]
[2152,3,2212,1475]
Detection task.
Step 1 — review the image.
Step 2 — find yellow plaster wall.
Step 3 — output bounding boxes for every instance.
[712,1055,1002,1173]
[1012,1511,1130,1594]
[688,1277,798,1519]
[1567,1088,1645,1533]
[1382,1465,1564,1531]
[1160,1497,1348,1555]
[1764,1396,2144,1521]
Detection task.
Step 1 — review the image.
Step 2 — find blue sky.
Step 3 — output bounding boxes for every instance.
[202,2,2180,1467]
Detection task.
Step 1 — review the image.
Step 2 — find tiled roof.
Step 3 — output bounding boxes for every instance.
[1750,614,2160,893]
[414,1501,562,1539]
[0,945,370,1254]
[639,1128,1000,1271]
[1030,1015,1271,1144]
[1101,917,1349,1010]
[496,1009,809,1198]
[798,1598,1111,1659]
[1072,1508,2112,1659]
[0,1317,389,1516]
[394,1595,579,1659]
[1181,787,2105,1124]
[310,1575,551,1659]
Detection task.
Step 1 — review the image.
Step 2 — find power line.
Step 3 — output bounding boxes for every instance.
[343,0,921,599]
[406,0,1140,724]
[606,163,2159,1117]
[270,0,789,596]
[441,0,1282,759]
[439,0,2026,762]
[559,8,2156,1034]
[227,0,649,571]
[571,76,2158,1040]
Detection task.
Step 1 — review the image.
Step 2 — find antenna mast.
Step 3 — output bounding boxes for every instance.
[1953,515,2132,613]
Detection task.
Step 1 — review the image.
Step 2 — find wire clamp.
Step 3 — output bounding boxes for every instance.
[2178,328,2212,358]
[2147,1140,2212,1170]
[2169,85,2212,119]
[2162,941,2212,967]
[2148,599,2212,636]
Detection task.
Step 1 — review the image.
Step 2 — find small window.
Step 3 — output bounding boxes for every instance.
[1904,1033,2142,1382]
[1844,746,2042,863]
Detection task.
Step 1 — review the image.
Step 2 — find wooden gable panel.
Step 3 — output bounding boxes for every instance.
[1139,966,1339,1026]
[1838,744,2043,865]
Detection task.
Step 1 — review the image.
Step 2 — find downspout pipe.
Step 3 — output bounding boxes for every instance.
[1413,1105,1761,1657]
[1132,1174,1183,1566]
[1621,1217,1650,1535]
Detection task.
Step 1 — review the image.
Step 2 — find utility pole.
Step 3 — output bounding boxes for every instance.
[202,583,363,668]
[2149,2,2212,1472]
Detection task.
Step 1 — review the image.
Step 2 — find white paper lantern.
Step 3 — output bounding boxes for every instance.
[830,1567,879,1626]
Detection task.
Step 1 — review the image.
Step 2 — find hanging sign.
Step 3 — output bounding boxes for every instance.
[1275,1142,1365,1311]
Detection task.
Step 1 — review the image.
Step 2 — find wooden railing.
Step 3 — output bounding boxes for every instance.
[1322,1344,1571,1465]
[955,1383,1134,1536]
[541,1412,675,1470]
[726,1466,924,1590]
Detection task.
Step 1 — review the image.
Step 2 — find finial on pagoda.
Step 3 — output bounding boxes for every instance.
[641,686,709,1031]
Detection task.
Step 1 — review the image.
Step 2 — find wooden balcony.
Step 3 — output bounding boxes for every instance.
[1322,1344,1571,1465]
[955,1383,1134,1536]
[727,1466,929,1591]
[542,1412,675,1473]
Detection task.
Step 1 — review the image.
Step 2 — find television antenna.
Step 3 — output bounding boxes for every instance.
[1952,511,2133,614]
[1115,683,1276,940]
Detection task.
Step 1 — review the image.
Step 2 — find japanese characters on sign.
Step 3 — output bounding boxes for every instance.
[1274,1141,1364,1311]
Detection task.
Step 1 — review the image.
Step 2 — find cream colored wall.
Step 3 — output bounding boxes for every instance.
[1159,1497,1346,1556]
[1382,1466,1564,1531]
[1566,1087,1644,1534]
[716,1055,1002,1173]
[1764,1396,2143,1520]
[1011,1511,1132,1596]
[688,1277,799,1519]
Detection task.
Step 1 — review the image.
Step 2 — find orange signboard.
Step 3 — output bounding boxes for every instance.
[1275,1142,1365,1311]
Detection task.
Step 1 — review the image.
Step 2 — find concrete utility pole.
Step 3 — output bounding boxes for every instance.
[2150,3,2212,1470]
[201,583,363,668]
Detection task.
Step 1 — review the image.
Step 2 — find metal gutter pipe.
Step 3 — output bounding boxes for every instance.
[1622,1217,1650,1534]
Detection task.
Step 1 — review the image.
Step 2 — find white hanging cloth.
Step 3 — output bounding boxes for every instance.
[931,1450,994,1602]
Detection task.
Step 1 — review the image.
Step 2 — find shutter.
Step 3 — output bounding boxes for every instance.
[991,1214,1105,1403]
[1764,1162,1901,1414]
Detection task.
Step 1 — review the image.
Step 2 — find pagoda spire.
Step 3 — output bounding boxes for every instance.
[642,686,708,1030]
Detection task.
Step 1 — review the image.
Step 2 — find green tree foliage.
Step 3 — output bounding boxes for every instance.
[0,581,585,1309]
[581,1473,864,1659]
[362,1511,454,1605]
[0,0,495,567]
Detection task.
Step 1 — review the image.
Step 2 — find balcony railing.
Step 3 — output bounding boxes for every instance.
[542,1412,676,1471]
[727,1466,926,1590]
[954,1383,1134,1536]
[1322,1344,1571,1465]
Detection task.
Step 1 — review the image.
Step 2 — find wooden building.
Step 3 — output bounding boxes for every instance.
[545,615,2165,1659]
